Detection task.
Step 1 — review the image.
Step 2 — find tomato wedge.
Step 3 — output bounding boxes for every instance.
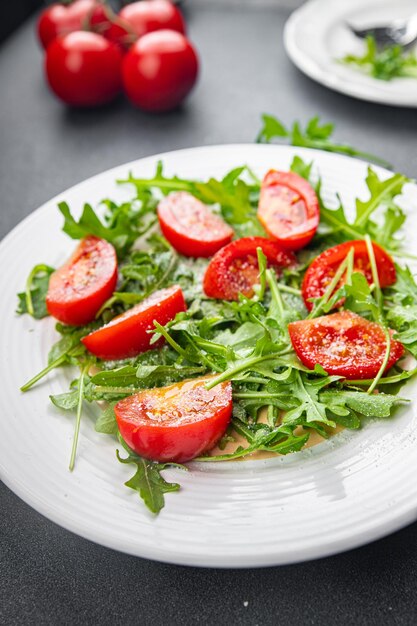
[258,170,319,250]
[46,236,117,326]
[288,311,404,379]
[157,192,234,257]
[203,237,296,300]
[115,376,232,462]
[302,240,396,311]
[82,285,186,360]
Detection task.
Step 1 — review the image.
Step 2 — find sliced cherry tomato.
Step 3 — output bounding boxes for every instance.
[106,0,186,49]
[122,30,199,112]
[45,32,123,107]
[302,240,396,311]
[37,0,109,49]
[46,236,118,326]
[157,192,234,257]
[288,311,404,379]
[203,237,296,301]
[82,285,186,360]
[258,170,320,250]
[115,376,232,462]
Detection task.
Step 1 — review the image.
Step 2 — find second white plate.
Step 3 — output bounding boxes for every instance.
[284,0,417,107]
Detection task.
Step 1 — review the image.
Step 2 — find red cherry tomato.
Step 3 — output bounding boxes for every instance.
[288,311,404,379]
[122,30,199,112]
[106,0,186,49]
[46,236,118,326]
[302,240,396,311]
[45,31,123,107]
[257,170,320,250]
[115,376,232,462]
[37,0,109,49]
[82,285,186,360]
[203,237,296,301]
[157,192,234,257]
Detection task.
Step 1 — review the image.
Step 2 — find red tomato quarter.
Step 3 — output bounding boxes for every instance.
[122,30,199,112]
[46,236,118,326]
[258,170,319,250]
[37,0,109,49]
[203,237,296,300]
[115,376,232,462]
[288,311,404,379]
[45,31,123,107]
[302,240,397,311]
[106,0,186,49]
[157,192,234,257]
[82,285,186,360]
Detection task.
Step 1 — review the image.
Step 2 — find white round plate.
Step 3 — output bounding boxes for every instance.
[1,144,417,568]
[284,0,417,107]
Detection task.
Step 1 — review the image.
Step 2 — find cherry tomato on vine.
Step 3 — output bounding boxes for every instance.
[115,376,232,462]
[203,237,296,301]
[45,31,123,107]
[46,236,118,326]
[301,240,396,311]
[106,0,186,49]
[288,311,404,379]
[122,30,199,112]
[157,192,234,257]
[257,170,320,251]
[37,0,110,49]
[82,285,187,360]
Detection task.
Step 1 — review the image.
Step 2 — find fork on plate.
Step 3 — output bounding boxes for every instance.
[347,11,417,48]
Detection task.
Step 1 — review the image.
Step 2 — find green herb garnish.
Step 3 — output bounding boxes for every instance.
[341,35,417,82]
[256,114,391,168]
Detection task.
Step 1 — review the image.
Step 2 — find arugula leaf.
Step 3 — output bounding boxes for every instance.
[50,389,79,411]
[116,435,186,514]
[341,35,417,81]
[16,264,54,319]
[95,403,118,435]
[354,169,406,229]
[58,199,156,258]
[197,425,309,461]
[386,265,417,358]
[282,371,338,427]
[256,114,391,168]
[321,389,408,418]
[21,324,89,393]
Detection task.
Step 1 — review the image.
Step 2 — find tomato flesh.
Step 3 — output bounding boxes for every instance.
[46,236,117,326]
[288,311,404,379]
[82,285,186,360]
[258,170,320,250]
[157,192,234,257]
[203,237,296,300]
[115,376,232,462]
[302,240,396,311]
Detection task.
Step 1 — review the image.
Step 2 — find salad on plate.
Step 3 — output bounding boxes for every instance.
[17,153,417,514]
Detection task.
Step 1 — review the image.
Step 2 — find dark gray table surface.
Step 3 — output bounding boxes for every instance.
[2,4,417,625]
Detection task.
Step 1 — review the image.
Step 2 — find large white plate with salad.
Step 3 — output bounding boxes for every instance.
[284,0,417,107]
[1,144,417,568]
